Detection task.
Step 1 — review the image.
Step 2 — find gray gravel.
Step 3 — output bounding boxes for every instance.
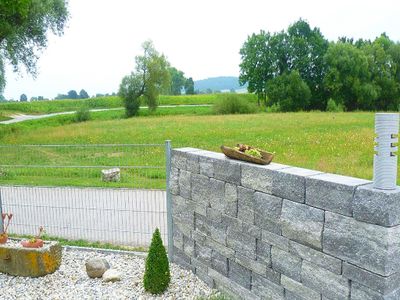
[0,248,213,300]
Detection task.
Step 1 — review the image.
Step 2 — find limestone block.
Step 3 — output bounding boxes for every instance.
[241,163,289,193]
[343,262,400,295]
[251,273,284,300]
[228,260,251,289]
[289,240,342,275]
[301,261,350,300]
[281,200,324,250]
[281,275,321,300]
[306,173,370,216]
[323,211,400,276]
[254,192,282,234]
[353,184,400,226]
[271,246,302,281]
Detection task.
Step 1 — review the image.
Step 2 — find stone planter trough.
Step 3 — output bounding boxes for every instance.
[0,238,62,277]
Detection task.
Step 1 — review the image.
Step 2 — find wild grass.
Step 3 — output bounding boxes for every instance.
[0,112,11,121]
[0,94,256,114]
[10,233,147,252]
[0,112,383,186]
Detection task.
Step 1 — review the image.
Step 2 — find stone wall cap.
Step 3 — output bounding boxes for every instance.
[174,148,290,170]
[308,172,371,186]
[357,183,400,194]
[173,147,203,153]
[279,167,323,177]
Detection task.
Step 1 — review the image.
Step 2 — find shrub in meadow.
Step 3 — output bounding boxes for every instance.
[143,228,170,294]
[75,106,91,122]
[326,98,344,112]
[213,94,257,114]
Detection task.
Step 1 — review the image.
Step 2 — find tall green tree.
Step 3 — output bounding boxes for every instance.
[239,30,276,106]
[286,20,329,109]
[0,0,69,93]
[68,90,78,99]
[168,67,185,95]
[79,89,89,99]
[323,42,376,111]
[184,77,195,95]
[266,70,311,112]
[239,20,328,108]
[19,93,28,102]
[119,40,170,117]
[361,34,400,110]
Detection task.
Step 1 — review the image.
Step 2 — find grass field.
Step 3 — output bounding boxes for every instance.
[0,111,384,187]
[0,93,257,115]
[0,112,11,121]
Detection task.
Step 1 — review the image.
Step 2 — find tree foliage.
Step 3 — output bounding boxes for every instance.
[67,90,78,99]
[0,0,69,93]
[143,228,170,294]
[239,30,274,105]
[185,77,195,95]
[19,93,28,102]
[239,20,328,108]
[285,20,329,109]
[119,40,170,117]
[168,67,185,95]
[240,19,400,111]
[79,89,89,99]
[267,71,311,112]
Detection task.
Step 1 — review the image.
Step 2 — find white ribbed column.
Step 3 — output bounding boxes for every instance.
[373,113,399,190]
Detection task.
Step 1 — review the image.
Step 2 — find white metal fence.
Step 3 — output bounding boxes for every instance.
[0,143,172,249]
[0,186,167,247]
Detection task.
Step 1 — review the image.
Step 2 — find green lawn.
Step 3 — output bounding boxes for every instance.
[0,111,382,187]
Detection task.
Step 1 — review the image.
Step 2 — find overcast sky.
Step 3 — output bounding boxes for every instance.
[3,0,400,100]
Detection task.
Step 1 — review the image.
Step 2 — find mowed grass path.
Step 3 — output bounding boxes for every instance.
[0,112,378,182]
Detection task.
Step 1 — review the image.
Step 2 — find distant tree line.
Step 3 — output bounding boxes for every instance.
[167,67,194,95]
[55,89,90,100]
[239,19,400,111]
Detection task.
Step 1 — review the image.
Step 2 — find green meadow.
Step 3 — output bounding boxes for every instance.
[0,98,382,187]
[0,93,257,114]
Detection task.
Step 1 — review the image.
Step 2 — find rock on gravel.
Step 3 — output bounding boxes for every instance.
[0,248,214,300]
[85,258,110,278]
[102,269,121,282]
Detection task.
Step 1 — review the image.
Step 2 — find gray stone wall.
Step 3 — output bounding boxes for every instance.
[170,148,400,300]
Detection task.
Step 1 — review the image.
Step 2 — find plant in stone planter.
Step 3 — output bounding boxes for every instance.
[0,213,13,244]
[21,226,45,248]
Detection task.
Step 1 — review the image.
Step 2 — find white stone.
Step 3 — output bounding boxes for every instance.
[102,269,121,282]
[101,168,120,182]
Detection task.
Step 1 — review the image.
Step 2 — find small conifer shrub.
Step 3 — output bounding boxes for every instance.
[143,228,170,294]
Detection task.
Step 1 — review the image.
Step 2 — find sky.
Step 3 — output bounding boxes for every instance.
[3,0,400,100]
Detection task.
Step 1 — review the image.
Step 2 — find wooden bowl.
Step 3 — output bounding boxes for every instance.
[221,145,274,165]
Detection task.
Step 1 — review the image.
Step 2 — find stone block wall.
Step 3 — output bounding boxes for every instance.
[170,148,400,300]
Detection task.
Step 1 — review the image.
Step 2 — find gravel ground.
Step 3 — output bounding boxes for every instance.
[0,248,214,300]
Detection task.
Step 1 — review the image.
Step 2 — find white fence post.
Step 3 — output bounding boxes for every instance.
[165,140,174,261]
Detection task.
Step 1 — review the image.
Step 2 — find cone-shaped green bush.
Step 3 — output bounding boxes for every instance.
[143,228,171,294]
